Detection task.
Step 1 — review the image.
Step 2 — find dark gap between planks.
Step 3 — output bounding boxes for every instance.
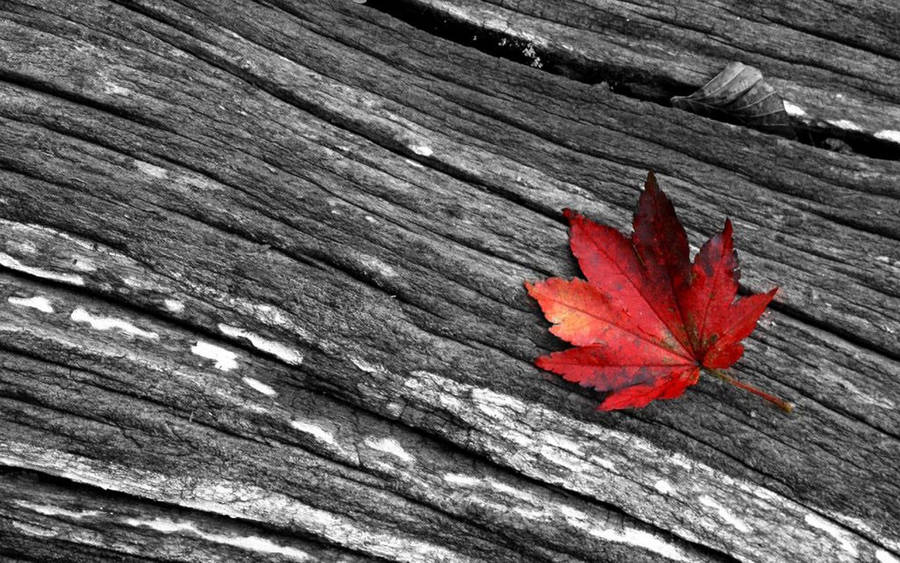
[365,0,900,161]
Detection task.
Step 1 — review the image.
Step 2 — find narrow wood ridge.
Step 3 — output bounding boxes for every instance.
[0,467,379,563]
[366,0,900,160]
[767,298,900,363]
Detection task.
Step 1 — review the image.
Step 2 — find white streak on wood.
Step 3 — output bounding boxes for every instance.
[442,473,538,503]
[485,479,528,500]
[513,507,547,520]
[361,256,398,278]
[135,161,169,178]
[8,240,37,255]
[539,444,584,472]
[591,456,616,471]
[472,388,523,411]
[163,299,185,313]
[805,513,859,557]
[876,549,900,563]
[383,401,404,416]
[0,444,458,562]
[409,373,463,410]
[654,479,675,495]
[290,420,336,445]
[7,295,54,313]
[546,433,584,456]
[219,323,304,366]
[242,377,277,397]
[11,521,56,537]
[472,401,505,420]
[0,220,92,251]
[123,277,163,290]
[103,82,133,97]
[620,527,689,562]
[400,372,870,558]
[410,144,433,157]
[441,473,686,559]
[668,453,693,470]
[699,495,751,533]
[540,431,589,473]
[15,501,100,519]
[874,130,900,144]
[443,473,481,487]
[191,341,239,371]
[783,101,807,117]
[438,394,463,410]
[560,505,688,561]
[236,301,314,342]
[425,1,543,49]
[828,119,862,131]
[471,387,525,420]
[0,252,85,285]
[351,356,382,373]
[838,379,896,409]
[70,307,159,339]
[364,437,414,463]
[826,511,900,553]
[123,517,310,561]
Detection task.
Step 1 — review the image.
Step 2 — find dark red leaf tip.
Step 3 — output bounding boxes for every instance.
[644,170,659,192]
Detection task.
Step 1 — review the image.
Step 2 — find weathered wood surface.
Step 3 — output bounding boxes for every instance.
[392,0,900,154]
[0,1,898,561]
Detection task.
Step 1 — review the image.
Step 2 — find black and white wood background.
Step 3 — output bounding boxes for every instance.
[1,1,899,561]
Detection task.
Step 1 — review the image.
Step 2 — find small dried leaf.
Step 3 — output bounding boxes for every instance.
[672,62,794,137]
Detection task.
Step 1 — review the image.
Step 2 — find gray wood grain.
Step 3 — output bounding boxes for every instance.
[0,1,898,561]
[394,0,900,151]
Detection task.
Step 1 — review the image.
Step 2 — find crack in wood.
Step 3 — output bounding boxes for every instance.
[362,0,900,160]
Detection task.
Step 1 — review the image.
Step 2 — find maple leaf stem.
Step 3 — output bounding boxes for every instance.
[707,369,794,413]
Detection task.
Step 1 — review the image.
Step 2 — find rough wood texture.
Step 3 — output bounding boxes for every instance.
[1,1,898,562]
[393,0,900,152]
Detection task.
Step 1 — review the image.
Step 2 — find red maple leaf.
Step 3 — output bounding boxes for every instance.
[526,172,790,412]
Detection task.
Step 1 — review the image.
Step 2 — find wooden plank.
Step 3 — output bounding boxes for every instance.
[387,0,900,152]
[0,469,371,562]
[0,0,898,561]
[0,273,708,562]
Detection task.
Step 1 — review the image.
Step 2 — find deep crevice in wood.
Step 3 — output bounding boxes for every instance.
[0,68,169,133]
[365,0,900,161]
